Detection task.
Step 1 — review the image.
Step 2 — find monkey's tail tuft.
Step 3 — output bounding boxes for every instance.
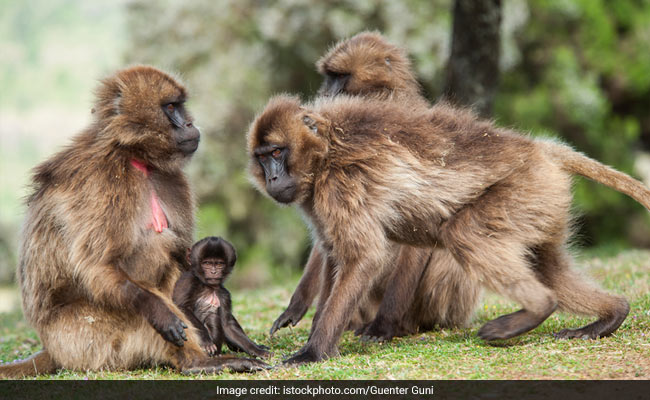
[543,140,650,211]
[0,350,58,378]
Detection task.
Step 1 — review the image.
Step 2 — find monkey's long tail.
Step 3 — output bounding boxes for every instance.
[0,349,58,378]
[543,140,650,210]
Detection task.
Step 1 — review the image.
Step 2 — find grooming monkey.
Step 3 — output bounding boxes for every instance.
[271,32,481,341]
[173,237,270,358]
[248,94,638,364]
[0,66,267,377]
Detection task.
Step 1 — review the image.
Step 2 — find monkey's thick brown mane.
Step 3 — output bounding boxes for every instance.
[317,31,405,74]
[316,31,422,102]
[248,95,302,149]
[311,96,435,161]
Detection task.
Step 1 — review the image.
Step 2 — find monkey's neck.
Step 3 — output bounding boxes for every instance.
[130,159,168,233]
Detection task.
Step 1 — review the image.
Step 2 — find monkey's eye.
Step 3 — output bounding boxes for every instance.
[166,103,175,112]
[258,154,266,161]
[272,149,282,158]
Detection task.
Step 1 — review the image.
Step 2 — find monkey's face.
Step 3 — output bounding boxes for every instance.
[189,236,236,287]
[94,66,201,163]
[247,96,328,205]
[255,146,296,203]
[161,101,201,156]
[199,257,227,286]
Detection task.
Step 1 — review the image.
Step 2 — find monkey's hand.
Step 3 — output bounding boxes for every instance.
[151,310,188,347]
[249,344,272,359]
[139,293,188,347]
[283,345,335,365]
[355,318,405,342]
[270,302,309,336]
[203,343,219,357]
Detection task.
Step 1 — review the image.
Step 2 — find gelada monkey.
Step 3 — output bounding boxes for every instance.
[173,237,270,358]
[0,66,267,377]
[317,31,428,107]
[248,94,638,363]
[271,32,481,341]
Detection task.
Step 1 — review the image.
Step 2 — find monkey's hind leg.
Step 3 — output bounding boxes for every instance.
[470,245,557,341]
[536,245,630,339]
[440,189,558,340]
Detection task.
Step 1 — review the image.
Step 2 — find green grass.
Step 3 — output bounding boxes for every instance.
[1,250,649,380]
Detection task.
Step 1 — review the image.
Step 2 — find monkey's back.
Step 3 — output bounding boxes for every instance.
[311,97,558,244]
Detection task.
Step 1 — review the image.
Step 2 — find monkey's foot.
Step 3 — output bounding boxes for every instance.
[249,346,272,359]
[478,307,555,341]
[270,304,309,336]
[554,306,629,340]
[182,357,270,375]
[283,346,335,365]
[203,343,219,356]
[354,319,405,342]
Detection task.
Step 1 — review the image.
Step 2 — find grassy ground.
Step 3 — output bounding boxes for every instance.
[0,250,649,380]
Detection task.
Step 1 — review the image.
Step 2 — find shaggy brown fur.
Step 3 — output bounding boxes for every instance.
[316,31,428,108]
[271,32,481,341]
[248,94,638,363]
[173,237,270,358]
[0,66,267,377]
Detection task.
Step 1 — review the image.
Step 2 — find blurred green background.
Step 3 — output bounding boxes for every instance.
[2,0,650,291]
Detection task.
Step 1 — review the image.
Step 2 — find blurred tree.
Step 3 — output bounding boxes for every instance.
[445,0,501,117]
[124,0,650,286]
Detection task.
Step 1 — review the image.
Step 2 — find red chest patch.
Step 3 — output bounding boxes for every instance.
[131,159,168,233]
[203,291,221,309]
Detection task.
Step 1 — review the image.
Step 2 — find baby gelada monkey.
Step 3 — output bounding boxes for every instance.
[173,237,269,358]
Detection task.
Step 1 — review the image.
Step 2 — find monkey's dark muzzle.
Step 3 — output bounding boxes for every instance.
[267,182,297,204]
[178,134,200,155]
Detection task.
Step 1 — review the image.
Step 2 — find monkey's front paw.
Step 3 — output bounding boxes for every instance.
[270,304,309,336]
[357,320,400,342]
[203,343,219,356]
[283,346,334,365]
[252,347,272,359]
[142,293,188,346]
[153,314,188,347]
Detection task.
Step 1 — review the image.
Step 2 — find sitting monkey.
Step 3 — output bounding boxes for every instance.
[173,237,269,358]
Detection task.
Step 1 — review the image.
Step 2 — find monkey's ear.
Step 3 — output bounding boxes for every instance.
[302,115,319,134]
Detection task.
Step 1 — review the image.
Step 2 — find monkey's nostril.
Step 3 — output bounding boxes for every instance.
[186,122,193,128]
